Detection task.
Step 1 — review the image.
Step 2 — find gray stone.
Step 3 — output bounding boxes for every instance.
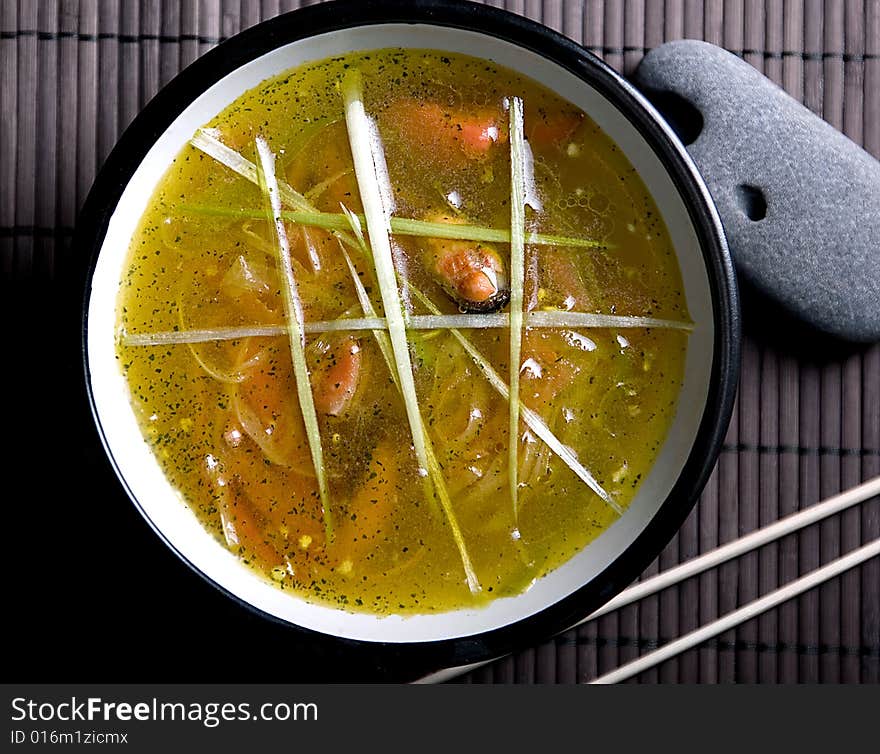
[633,40,880,343]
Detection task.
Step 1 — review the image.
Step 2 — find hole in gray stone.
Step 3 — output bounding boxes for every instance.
[644,90,704,146]
[735,184,767,221]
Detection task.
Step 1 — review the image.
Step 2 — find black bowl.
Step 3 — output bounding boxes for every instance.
[79,0,739,679]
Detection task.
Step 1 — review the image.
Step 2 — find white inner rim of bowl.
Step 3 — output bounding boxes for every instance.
[87,23,715,643]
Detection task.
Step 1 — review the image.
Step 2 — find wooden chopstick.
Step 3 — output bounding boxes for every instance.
[589,537,880,684]
[583,475,880,623]
[415,475,880,684]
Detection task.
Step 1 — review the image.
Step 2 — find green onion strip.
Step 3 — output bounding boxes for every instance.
[508,97,527,519]
[404,283,621,514]
[122,311,693,346]
[254,136,333,540]
[190,129,360,250]
[338,207,442,520]
[177,115,681,525]
[183,201,607,250]
[341,70,480,594]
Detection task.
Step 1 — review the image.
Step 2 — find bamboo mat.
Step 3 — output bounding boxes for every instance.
[2,0,877,683]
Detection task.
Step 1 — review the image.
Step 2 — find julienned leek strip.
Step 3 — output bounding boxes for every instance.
[341,68,481,594]
[340,75,429,478]
[122,311,626,514]
[190,129,360,251]
[192,129,311,212]
[508,96,526,519]
[337,207,441,520]
[164,108,685,521]
[527,311,694,330]
[188,127,607,249]
[403,284,622,515]
[122,311,694,345]
[335,214,451,520]
[182,203,608,250]
[254,136,333,541]
[391,216,608,249]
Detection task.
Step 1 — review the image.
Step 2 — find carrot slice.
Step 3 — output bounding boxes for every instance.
[527,109,585,148]
[206,412,326,576]
[383,99,507,164]
[205,450,287,570]
[334,443,400,566]
[233,349,314,471]
[309,334,362,417]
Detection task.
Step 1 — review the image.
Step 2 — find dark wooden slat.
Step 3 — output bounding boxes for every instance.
[796,0,823,686]
[524,2,543,23]
[56,0,80,233]
[151,0,174,92]
[664,0,684,41]
[860,3,880,689]
[13,0,38,280]
[736,341,762,682]
[582,0,605,58]
[757,345,780,682]
[577,619,599,683]
[95,0,120,169]
[818,359,843,684]
[118,0,141,132]
[198,0,220,57]
[561,0,582,44]
[541,0,562,33]
[777,352,802,683]
[697,466,721,682]
[753,4,784,682]
[703,0,723,44]
[722,0,745,60]
[797,364,822,683]
[818,0,846,686]
[774,0,805,685]
[179,0,199,68]
[555,632,577,684]
[240,0,263,30]
[782,0,805,103]
[677,490,701,682]
[635,553,660,683]
[861,345,880,683]
[514,644,536,684]
[74,1,97,213]
[603,0,625,73]
[840,350,864,683]
[843,0,866,145]
[763,0,783,84]
[715,407,741,682]
[30,1,58,282]
[683,0,704,41]
[0,1,18,282]
[643,0,663,50]
[535,639,556,683]
[803,0,824,115]
[622,0,644,75]
[866,1,880,158]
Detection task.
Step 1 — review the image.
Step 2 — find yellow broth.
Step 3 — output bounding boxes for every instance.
[116,50,689,613]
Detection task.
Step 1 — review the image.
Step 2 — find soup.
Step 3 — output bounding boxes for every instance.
[116,49,690,614]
